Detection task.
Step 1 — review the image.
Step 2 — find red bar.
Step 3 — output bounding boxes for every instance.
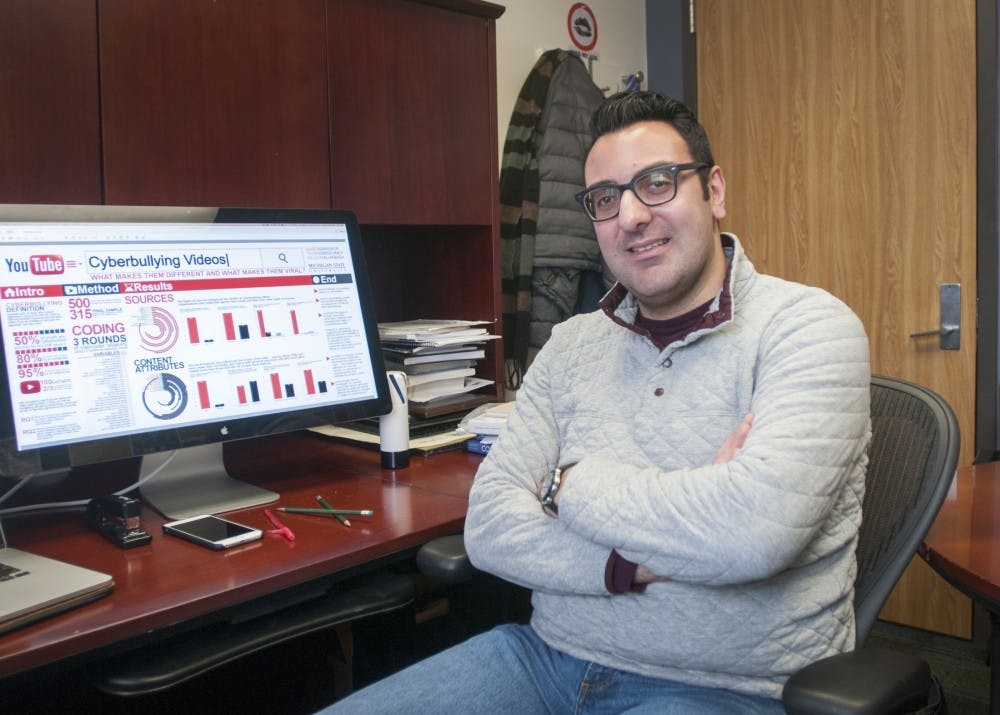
[291,310,299,334]
[187,317,200,343]
[197,381,210,409]
[305,369,315,395]
[270,372,282,399]
[223,313,236,341]
[237,385,247,404]
[257,310,267,338]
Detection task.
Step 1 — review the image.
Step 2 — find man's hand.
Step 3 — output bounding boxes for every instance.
[713,413,754,464]
[635,565,669,584]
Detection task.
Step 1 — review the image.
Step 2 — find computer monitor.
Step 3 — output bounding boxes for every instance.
[0,206,390,519]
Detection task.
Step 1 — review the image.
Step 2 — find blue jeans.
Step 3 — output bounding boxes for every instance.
[319,624,785,714]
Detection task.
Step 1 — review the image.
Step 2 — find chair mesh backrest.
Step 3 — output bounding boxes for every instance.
[851,375,959,645]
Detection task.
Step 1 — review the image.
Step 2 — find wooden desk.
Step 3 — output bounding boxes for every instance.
[921,462,1000,714]
[0,432,482,680]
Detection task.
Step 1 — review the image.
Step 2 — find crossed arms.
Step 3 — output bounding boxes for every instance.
[463,302,870,596]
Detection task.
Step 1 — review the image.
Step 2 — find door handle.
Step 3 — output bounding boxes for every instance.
[909,328,957,337]
[909,283,960,350]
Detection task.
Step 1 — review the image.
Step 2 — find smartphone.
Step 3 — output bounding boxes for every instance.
[162,514,263,550]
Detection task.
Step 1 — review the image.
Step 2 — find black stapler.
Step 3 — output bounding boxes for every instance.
[86,495,152,549]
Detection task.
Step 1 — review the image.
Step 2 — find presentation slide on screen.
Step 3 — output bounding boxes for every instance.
[0,223,379,450]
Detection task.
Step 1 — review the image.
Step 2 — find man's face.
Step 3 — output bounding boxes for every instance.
[585,121,727,320]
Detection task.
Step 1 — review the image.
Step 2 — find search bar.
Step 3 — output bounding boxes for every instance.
[259,248,304,268]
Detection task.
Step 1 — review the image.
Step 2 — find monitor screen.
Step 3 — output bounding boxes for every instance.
[0,206,390,518]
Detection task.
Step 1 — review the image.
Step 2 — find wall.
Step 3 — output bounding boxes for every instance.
[494,0,647,152]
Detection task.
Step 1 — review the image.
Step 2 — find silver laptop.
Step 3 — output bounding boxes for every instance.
[0,546,113,635]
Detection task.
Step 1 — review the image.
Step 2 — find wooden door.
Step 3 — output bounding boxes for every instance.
[696,0,975,637]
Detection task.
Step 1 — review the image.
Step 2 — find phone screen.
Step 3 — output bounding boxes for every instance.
[163,515,262,549]
[172,516,256,540]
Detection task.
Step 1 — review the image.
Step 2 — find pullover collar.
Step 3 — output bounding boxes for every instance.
[600,233,740,349]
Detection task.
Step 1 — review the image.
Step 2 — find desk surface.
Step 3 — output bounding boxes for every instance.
[0,432,481,679]
[922,461,1000,612]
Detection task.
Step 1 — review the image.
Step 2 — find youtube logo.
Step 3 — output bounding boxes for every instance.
[29,254,64,275]
[20,380,40,394]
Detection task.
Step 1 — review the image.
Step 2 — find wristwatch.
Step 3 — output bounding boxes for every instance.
[539,465,564,516]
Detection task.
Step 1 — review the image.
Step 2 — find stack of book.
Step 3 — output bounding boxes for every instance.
[459,401,516,455]
[379,319,499,411]
[308,320,504,456]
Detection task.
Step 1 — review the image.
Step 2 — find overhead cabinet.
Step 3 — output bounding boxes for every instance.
[0,0,505,394]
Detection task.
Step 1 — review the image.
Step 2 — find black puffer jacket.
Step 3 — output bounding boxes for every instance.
[529,53,608,354]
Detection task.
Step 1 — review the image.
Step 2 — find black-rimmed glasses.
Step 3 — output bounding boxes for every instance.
[575,162,710,222]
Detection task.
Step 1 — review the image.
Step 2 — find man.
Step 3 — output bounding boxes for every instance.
[322,91,870,713]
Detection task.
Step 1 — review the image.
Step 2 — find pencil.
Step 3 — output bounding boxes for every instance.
[316,495,350,527]
[277,507,374,516]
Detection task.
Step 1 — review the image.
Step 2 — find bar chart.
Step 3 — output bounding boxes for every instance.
[194,368,331,410]
[187,308,304,344]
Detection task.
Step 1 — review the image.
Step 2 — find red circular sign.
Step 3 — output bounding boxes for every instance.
[567,3,598,52]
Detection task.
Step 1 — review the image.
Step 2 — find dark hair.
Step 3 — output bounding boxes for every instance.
[591,91,714,197]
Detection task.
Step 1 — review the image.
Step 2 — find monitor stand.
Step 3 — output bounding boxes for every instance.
[139,443,278,520]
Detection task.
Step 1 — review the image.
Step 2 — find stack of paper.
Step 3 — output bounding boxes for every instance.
[379,319,499,405]
[458,401,516,455]
[309,423,474,456]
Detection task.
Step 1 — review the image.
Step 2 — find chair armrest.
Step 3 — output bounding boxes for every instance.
[782,647,936,715]
[416,534,477,584]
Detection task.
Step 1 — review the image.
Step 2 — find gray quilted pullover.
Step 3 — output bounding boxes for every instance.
[466,233,871,699]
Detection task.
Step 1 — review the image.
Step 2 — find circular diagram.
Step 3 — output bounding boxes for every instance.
[142,372,188,420]
[139,306,179,353]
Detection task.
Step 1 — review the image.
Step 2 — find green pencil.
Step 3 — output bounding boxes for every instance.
[317,495,351,527]
[277,506,374,517]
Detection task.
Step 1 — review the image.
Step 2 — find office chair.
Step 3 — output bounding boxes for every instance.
[417,375,960,715]
[782,374,958,714]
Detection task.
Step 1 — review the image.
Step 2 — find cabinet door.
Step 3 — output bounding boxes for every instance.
[99,0,330,208]
[0,0,101,204]
[327,0,497,224]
